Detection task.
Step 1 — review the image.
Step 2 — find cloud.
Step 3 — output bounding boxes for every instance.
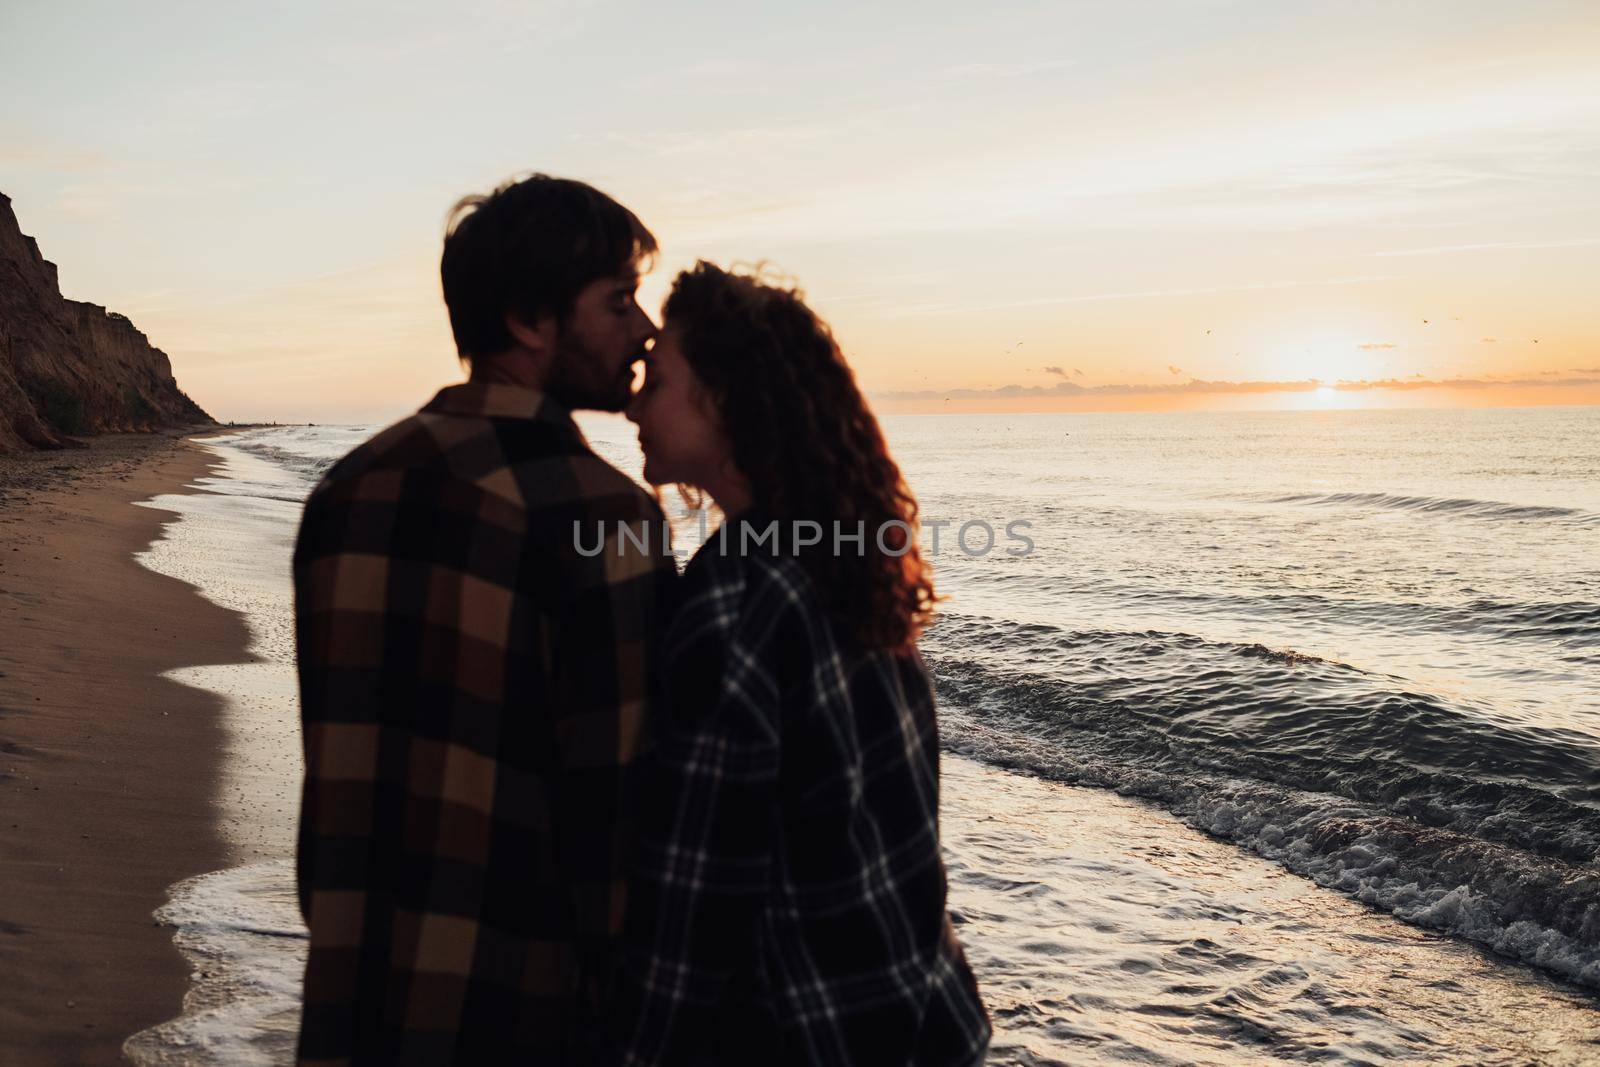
[1358,342,1397,350]
[1167,364,1183,376]
[942,59,1077,80]
[0,144,114,171]
[1368,237,1600,258]
[1573,367,1600,374]
[1481,337,1497,343]
[891,274,1399,317]
[1042,365,1069,377]
[874,374,1600,402]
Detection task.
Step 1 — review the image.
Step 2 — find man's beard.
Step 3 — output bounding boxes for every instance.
[544,328,640,413]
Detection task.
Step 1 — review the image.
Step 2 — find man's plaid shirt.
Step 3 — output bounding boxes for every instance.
[292,382,677,1064]
[610,518,990,1066]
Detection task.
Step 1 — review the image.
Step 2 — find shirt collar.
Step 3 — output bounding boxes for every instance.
[421,381,581,433]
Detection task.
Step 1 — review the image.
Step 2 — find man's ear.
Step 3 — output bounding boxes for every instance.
[504,310,557,353]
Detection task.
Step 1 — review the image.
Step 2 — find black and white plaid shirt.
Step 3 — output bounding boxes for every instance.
[609,516,990,1066]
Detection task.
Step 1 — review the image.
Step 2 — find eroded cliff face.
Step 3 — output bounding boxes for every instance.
[1,192,213,450]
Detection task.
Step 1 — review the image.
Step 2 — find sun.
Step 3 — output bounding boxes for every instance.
[1295,382,1372,410]
[1271,332,1386,386]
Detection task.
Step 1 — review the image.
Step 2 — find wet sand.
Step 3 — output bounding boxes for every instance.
[0,434,248,1064]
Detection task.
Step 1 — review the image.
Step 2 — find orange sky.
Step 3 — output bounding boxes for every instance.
[2,1,1596,421]
[872,382,1600,416]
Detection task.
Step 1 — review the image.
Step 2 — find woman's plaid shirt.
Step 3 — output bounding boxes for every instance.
[292,382,677,1064]
[610,520,991,1066]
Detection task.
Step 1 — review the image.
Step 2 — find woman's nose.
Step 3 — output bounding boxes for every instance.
[634,302,659,343]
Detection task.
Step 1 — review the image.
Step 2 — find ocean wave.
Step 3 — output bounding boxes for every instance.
[1190,589,1600,648]
[207,427,371,484]
[924,615,1600,991]
[221,442,342,482]
[951,575,1600,649]
[1260,490,1600,525]
[123,862,307,1066]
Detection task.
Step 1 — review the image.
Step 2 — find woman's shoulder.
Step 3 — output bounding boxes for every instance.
[675,521,824,648]
[684,541,813,615]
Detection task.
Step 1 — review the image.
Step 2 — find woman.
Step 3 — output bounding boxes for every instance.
[609,262,990,1065]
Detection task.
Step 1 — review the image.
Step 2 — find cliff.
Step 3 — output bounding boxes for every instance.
[0,192,213,451]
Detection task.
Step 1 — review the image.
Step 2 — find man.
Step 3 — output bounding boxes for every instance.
[292,174,677,1064]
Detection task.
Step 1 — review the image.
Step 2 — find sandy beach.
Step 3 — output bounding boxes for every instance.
[0,434,247,1064]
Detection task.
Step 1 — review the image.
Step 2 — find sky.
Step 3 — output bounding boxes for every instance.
[2,0,1598,422]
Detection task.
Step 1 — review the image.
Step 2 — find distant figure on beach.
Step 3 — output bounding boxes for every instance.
[291,175,677,1062]
[610,262,991,1064]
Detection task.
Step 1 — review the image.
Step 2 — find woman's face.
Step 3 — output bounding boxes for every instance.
[626,324,730,491]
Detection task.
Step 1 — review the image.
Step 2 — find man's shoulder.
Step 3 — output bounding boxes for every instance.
[305,410,658,520]
[306,412,452,497]
[312,412,432,476]
[552,450,665,524]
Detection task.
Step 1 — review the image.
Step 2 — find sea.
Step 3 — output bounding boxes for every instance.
[122,406,1600,1065]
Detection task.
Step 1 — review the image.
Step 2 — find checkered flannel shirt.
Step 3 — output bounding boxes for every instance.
[609,519,991,1066]
[292,382,677,1064]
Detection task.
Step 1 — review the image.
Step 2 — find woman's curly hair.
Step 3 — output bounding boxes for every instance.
[664,261,936,653]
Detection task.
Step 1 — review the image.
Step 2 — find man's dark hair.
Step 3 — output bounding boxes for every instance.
[441,174,657,362]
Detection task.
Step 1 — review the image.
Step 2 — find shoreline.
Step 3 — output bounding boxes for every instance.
[3,421,1598,1063]
[0,434,250,1063]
